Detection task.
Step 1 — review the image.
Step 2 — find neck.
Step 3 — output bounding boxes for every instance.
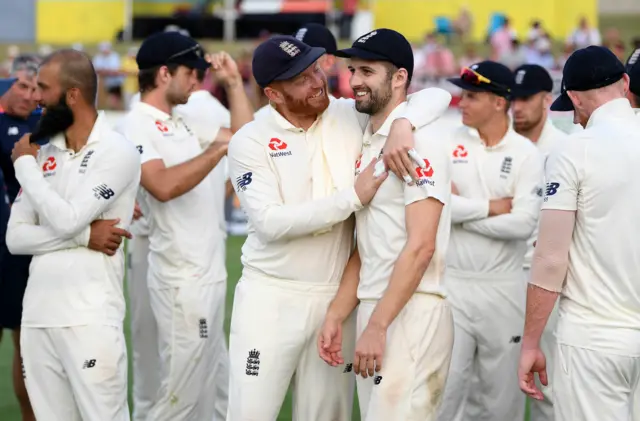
[65,109,98,152]
[371,95,406,133]
[477,115,509,147]
[517,113,547,143]
[141,90,172,115]
[0,96,9,113]
[275,106,318,131]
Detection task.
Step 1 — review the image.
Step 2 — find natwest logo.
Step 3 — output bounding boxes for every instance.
[155,120,169,134]
[268,138,292,158]
[452,145,468,158]
[42,156,57,177]
[416,159,435,187]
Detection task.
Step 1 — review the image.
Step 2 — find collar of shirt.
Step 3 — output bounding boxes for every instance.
[48,111,108,151]
[365,101,408,141]
[586,98,636,129]
[268,103,324,133]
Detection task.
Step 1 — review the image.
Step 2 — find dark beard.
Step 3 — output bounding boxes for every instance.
[31,94,74,143]
[355,85,392,116]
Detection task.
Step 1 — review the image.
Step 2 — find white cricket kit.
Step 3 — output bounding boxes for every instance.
[6,112,140,421]
[542,99,640,421]
[354,104,454,421]
[437,126,544,421]
[525,117,568,421]
[118,101,228,421]
[227,89,451,421]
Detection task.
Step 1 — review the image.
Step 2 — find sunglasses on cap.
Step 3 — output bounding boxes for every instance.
[460,67,511,94]
[166,44,205,62]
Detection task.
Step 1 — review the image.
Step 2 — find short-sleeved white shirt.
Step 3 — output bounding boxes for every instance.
[117,102,226,287]
[543,98,640,356]
[356,103,452,300]
[9,113,141,327]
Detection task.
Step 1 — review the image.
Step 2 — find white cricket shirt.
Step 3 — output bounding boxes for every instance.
[543,98,640,356]
[228,89,452,284]
[523,118,567,269]
[117,102,227,287]
[355,103,452,300]
[447,125,544,275]
[7,112,141,327]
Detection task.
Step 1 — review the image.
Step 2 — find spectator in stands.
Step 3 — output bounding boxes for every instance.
[458,44,483,70]
[340,0,357,40]
[121,46,139,109]
[566,17,601,49]
[93,41,124,110]
[490,17,516,60]
[1,46,20,77]
[453,7,473,41]
[526,20,543,43]
[499,38,526,70]
[526,33,555,70]
[557,43,575,70]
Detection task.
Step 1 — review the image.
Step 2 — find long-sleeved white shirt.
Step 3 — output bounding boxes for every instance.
[356,103,452,300]
[544,98,640,356]
[447,125,544,275]
[523,117,568,269]
[228,89,452,284]
[7,112,141,327]
[116,102,227,288]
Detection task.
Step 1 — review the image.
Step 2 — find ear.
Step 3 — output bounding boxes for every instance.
[66,87,81,106]
[264,86,285,105]
[393,68,409,90]
[543,92,553,109]
[567,90,580,109]
[495,95,507,111]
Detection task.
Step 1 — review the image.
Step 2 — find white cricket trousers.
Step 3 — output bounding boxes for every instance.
[227,274,356,421]
[21,325,129,421]
[524,267,558,421]
[145,276,229,421]
[356,294,454,421]
[437,270,526,421]
[553,343,640,421]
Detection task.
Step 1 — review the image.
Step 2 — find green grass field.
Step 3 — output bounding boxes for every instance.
[0,235,534,420]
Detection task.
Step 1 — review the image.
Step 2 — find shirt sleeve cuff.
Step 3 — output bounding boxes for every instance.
[346,187,364,211]
[75,225,91,247]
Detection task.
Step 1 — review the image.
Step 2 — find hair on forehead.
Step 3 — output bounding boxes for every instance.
[40,49,97,104]
[11,54,40,78]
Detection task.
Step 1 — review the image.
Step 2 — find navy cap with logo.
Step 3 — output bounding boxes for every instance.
[136,31,209,71]
[550,45,626,111]
[448,61,514,98]
[625,48,640,97]
[511,64,554,98]
[294,23,337,55]
[334,29,414,81]
[253,35,326,88]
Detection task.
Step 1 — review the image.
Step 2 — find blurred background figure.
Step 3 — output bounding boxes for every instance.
[566,16,602,48]
[93,41,124,110]
[121,46,139,109]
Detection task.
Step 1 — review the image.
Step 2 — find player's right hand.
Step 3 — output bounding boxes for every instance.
[133,202,143,220]
[489,197,513,216]
[317,316,344,367]
[518,347,548,400]
[206,137,230,157]
[88,218,132,256]
[354,158,388,205]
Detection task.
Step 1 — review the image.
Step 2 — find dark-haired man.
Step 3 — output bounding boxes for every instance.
[7,49,140,421]
[117,31,253,421]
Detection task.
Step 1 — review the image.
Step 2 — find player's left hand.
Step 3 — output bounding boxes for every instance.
[133,202,143,220]
[11,134,39,163]
[317,316,344,367]
[518,347,548,400]
[383,118,424,185]
[208,51,241,87]
[354,324,386,378]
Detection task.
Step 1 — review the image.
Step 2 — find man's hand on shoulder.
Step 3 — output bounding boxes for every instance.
[383,118,427,184]
[88,218,132,256]
[354,158,388,205]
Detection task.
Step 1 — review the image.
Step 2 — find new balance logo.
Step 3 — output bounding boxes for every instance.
[509,336,522,344]
[236,172,253,192]
[343,363,353,373]
[374,375,383,385]
[93,184,115,200]
[136,145,143,154]
[246,349,260,376]
[83,359,97,369]
[199,318,208,339]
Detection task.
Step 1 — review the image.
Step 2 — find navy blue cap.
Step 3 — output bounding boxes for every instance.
[448,61,514,98]
[335,29,414,81]
[252,35,325,88]
[551,46,626,111]
[0,78,17,97]
[294,23,337,55]
[136,32,208,71]
[511,64,553,98]
[625,48,640,97]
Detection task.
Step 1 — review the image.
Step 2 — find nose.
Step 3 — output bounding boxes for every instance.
[32,87,42,103]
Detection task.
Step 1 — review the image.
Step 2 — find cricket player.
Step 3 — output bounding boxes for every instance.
[317,30,454,420]
[627,48,640,109]
[227,33,452,421]
[511,63,568,421]
[117,32,253,421]
[255,23,339,119]
[0,54,41,421]
[436,61,545,421]
[519,46,640,421]
[6,49,141,421]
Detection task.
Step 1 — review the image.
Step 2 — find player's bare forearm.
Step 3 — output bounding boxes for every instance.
[327,246,362,323]
[225,77,254,132]
[522,284,558,350]
[368,244,433,330]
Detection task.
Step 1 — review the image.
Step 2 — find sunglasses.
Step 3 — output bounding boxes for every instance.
[460,67,511,93]
[167,44,204,62]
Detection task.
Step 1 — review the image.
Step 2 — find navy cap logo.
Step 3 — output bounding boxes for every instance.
[630,48,640,66]
[357,31,378,44]
[515,70,526,85]
[279,41,301,57]
[470,64,479,70]
[294,28,308,41]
